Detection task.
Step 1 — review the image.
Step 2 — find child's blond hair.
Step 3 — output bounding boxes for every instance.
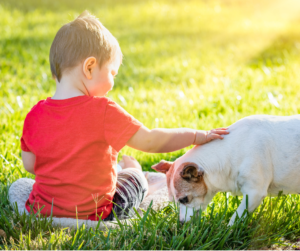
[50,11,122,82]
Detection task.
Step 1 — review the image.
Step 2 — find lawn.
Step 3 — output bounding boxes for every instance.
[1,0,300,249]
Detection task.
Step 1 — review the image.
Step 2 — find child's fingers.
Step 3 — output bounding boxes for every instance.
[215,127,228,130]
[214,134,224,139]
[211,129,229,135]
[208,133,224,141]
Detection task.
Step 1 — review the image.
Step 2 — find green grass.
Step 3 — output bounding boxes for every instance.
[1,0,300,249]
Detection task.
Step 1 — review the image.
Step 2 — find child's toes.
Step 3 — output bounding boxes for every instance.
[122,155,131,161]
[129,156,136,161]
[118,160,125,168]
[122,155,142,170]
[122,155,133,166]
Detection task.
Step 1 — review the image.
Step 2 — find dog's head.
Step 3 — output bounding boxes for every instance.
[152,159,212,210]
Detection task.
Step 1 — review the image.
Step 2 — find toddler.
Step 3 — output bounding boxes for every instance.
[18,12,228,221]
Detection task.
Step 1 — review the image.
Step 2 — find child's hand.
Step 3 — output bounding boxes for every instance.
[194,128,229,145]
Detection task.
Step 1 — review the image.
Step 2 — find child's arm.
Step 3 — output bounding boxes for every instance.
[21,150,36,175]
[126,126,228,153]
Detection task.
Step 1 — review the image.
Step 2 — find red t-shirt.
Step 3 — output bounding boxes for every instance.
[21,96,142,220]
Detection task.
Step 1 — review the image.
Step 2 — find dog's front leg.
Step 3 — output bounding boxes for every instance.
[228,190,266,226]
[179,204,195,222]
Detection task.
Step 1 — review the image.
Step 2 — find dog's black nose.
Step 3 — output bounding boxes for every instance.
[179,196,189,204]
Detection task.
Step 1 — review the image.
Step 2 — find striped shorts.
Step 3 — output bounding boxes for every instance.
[103,168,148,221]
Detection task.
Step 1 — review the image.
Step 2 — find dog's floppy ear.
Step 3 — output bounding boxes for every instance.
[180,163,204,182]
[151,160,173,174]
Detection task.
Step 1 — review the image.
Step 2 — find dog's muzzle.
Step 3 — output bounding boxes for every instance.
[179,196,189,204]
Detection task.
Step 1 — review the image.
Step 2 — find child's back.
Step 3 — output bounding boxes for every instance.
[22,96,142,220]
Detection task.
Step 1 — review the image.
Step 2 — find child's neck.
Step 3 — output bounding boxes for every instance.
[52,86,85,100]
[52,69,87,100]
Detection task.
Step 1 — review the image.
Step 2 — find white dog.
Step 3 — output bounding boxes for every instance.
[152,115,300,225]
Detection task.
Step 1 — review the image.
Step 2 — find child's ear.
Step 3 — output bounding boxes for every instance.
[83,57,97,79]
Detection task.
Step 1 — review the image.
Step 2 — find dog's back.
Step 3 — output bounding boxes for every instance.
[182,115,300,194]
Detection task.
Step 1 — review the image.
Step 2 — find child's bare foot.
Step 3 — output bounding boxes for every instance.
[118,155,142,171]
